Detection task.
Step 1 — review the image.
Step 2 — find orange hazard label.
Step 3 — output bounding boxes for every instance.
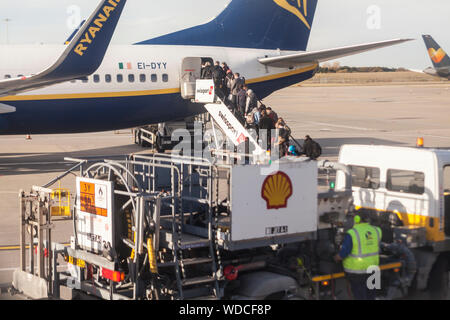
[79,181,107,217]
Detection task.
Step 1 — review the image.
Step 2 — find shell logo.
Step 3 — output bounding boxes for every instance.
[261,171,293,210]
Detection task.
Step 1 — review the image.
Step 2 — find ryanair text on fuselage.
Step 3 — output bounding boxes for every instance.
[74,0,122,57]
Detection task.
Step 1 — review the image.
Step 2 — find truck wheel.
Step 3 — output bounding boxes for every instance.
[136,131,144,147]
[155,135,164,153]
[134,130,139,145]
[429,256,450,300]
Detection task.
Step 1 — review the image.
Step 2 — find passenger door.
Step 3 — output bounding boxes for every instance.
[180,57,214,99]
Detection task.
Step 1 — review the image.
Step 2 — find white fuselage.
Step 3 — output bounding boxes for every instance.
[0,45,317,134]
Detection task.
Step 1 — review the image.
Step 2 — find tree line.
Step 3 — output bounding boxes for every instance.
[318,62,408,73]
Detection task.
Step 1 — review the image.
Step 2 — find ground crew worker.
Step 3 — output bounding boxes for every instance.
[334,212,382,300]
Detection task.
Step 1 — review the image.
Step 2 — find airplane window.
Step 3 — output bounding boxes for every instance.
[93,75,100,83]
[151,74,157,82]
[128,74,135,83]
[4,75,11,79]
[117,74,123,83]
[139,74,146,82]
[162,74,169,82]
[105,74,112,83]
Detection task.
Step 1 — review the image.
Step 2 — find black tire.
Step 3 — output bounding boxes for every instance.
[155,135,164,153]
[429,256,450,300]
[134,129,139,145]
[136,131,144,147]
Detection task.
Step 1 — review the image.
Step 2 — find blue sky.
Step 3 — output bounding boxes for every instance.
[0,0,448,69]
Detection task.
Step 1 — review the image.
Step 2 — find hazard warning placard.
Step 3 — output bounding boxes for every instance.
[76,177,114,253]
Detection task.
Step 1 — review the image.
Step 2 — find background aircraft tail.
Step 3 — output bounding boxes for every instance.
[136,0,318,51]
[423,35,450,69]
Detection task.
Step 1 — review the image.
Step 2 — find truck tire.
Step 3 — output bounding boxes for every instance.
[134,130,139,145]
[136,131,144,147]
[155,135,164,153]
[429,256,450,300]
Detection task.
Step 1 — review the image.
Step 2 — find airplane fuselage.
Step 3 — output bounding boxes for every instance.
[424,66,450,79]
[0,45,317,134]
[436,67,450,79]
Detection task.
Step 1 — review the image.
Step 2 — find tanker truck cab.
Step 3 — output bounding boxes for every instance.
[336,144,450,298]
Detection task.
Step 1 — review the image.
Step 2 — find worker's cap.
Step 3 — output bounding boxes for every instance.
[354,209,371,223]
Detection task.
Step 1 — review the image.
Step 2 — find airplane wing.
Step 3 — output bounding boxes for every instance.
[258,39,413,68]
[0,0,126,97]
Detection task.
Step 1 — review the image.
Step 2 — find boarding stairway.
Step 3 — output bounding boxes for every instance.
[189,79,266,159]
[203,99,266,160]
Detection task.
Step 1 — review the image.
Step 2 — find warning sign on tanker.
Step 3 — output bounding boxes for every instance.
[79,180,108,217]
[76,177,115,253]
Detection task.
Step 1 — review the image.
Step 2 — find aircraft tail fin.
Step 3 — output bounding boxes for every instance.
[136,0,318,51]
[64,20,86,45]
[423,35,450,69]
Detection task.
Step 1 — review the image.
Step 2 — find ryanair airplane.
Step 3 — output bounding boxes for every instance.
[0,0,411,135]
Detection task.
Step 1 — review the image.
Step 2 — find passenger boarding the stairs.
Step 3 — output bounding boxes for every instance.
[213,61,226,100]
[230,73,245,109]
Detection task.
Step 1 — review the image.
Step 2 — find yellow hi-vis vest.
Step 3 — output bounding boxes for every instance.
[343,223,382,274]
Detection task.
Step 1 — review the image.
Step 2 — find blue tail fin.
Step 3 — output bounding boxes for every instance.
[423,35,450,69]
[136,0,318,51]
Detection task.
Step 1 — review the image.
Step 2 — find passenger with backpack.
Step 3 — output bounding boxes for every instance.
[237,86,247,116]
[258,109,275,151]
[245,86,258,115]
[303,135,322,160]
[225,69,233,98]
[230,73,244,107]
[213,61,226,100]
[201,61,214,79]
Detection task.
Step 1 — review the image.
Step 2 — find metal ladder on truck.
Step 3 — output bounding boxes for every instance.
[128,154,223,300]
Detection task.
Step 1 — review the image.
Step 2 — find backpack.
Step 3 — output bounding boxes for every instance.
[212,66,224,82]
[246,108,258,124]
[202,66,213,79]
[310,140,322,159]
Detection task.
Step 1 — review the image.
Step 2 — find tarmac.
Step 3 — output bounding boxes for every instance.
[0,82,449,299]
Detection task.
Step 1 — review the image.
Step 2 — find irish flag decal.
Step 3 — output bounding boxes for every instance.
[119,62,132,70]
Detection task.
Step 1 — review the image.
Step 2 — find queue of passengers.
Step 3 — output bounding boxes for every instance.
[201,61,252,115]
[201,61,322,159]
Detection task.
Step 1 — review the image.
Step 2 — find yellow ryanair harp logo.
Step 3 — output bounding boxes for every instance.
[273,0,311,29]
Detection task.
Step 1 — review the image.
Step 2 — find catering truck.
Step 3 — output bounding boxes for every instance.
[10,144,450,300]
